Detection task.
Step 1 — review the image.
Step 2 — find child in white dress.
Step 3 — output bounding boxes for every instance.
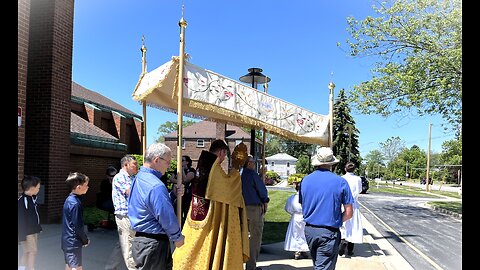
[284,182,309,260]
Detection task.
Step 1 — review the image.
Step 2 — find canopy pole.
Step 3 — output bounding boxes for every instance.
[176,10,188,226]
[142,102,147,159]
[140,36,148,159]
[328,81,335,148]
[261,79,269,183]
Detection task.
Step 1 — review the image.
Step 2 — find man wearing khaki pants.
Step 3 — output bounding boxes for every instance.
[241,155,270,270]
[106,155,138,270]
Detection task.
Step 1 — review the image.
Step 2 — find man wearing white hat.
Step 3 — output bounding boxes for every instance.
[299,147,354,270]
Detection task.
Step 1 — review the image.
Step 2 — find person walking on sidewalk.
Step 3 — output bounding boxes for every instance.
[299,147,354,270]
[105,155,138,270]
[339,162,364,256]
[128,143,185,270]
[284,180,309,260]
[18,175,42,270]
[61,172,91,270]
[241,155,270,270]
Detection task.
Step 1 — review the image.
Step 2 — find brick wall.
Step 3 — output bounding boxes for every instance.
[25,0,75,223]
[69,147,124,206]
[85,103,102,127]
[112,111,127,143]
[18,0,30,194]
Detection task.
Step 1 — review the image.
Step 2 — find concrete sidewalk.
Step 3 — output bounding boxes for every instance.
[18,215,413,270]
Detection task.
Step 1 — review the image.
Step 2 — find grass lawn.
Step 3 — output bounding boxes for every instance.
[263,190,296,244]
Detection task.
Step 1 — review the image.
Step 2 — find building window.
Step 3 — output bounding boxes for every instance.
[182,139,185,149]
[197,139,205,148]
[287,162,290,167]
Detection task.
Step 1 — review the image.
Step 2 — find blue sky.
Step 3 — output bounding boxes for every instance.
[72,0,456,157]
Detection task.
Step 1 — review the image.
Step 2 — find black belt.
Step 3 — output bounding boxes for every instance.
[135,231,169,241]
[305,223,339,232]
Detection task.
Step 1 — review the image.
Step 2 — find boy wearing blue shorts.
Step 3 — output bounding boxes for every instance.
[61,172,90,270]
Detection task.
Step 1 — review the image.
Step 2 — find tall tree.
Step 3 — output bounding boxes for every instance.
[389,145,427,180]
[341,0,462,129]
[264,134,284,157]
[155,120,196,142]
[332,89,361,174]
[379,136,406,165]
[363,150,385,179]
[439,137,462,183]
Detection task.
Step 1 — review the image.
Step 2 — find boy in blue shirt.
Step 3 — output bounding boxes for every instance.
[61,172,90,270]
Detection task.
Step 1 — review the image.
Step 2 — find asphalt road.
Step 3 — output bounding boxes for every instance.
[358,191,462,270]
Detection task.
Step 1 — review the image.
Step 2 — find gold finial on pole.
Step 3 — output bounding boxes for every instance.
[328,77,335,148]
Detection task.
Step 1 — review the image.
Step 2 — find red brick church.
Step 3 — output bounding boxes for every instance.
[18,0,143,223]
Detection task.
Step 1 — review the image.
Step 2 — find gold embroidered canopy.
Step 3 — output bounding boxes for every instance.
[132,56,330,146]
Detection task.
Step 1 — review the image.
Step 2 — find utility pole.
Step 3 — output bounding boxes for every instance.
[425,123,432,192]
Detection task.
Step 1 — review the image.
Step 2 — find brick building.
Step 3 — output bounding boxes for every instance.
[164,120,263,171]
[17,0,142,223]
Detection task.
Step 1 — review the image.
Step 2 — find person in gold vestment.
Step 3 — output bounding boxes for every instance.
[172,139,250,270]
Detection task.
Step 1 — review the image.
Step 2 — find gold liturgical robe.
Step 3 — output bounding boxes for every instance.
[172,158,249,270]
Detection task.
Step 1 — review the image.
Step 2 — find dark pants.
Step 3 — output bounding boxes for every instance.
[132,234,172,270]
[339,240,354,254]
[304,225,341,270]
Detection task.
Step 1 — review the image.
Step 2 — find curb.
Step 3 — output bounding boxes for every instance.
[430,205,462,220]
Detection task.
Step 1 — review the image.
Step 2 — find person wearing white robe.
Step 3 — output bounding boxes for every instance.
[339,162,364,256]
[284,182,309,260]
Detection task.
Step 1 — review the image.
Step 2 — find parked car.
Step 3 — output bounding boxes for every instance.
[360,176,369,194]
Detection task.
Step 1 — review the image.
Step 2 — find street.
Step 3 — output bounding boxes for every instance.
[358,191,462,270]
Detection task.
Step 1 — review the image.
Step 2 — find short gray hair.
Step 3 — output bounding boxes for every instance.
[120,154,136,167]
[144,143,171,163]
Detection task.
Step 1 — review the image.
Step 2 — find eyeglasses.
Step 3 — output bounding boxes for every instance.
[159,157,171,163]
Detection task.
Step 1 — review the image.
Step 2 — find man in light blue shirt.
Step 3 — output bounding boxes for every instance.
[128,143,184,270]
[105,155,138,270]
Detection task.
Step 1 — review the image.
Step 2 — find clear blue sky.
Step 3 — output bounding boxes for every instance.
[72,0,456,158]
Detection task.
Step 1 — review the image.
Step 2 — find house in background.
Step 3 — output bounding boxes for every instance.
[164,120,263,171]
[265,153,298,178]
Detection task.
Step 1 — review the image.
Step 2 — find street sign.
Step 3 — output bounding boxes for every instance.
[18,106,22,127]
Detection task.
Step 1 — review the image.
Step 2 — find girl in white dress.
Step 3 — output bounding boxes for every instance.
[284,182,309,259]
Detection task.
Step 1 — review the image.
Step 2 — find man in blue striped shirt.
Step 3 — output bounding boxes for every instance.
[128,143,185,270]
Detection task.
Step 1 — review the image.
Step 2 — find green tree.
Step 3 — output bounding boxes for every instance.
[295,155,312,174]
[265,134,285,157]
[379,136,406,165]
[332,89,361,174]
[363,150,385,179]
[283,139,314,159]
[439,137,462,183]
[341,0,462,129]
[155,120,196,142]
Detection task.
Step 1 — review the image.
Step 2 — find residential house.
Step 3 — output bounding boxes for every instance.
[265,153,298,178]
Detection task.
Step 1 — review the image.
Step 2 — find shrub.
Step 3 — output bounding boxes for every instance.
[287,173,306,185]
